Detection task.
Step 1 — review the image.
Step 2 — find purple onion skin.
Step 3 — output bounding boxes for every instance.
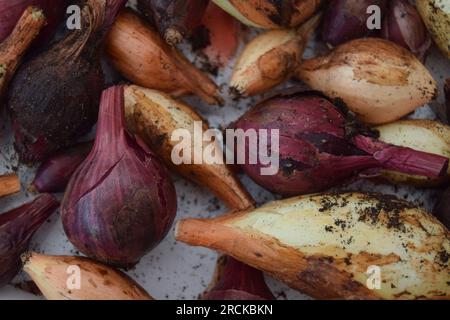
[203,256,275,300]
[230,91,448,196]
[7,0,127,164]
[381,0,431,61]
[0,194,59,288]
[31,142,93,193]
[0,0,67,46]
[322,0,387,47]
[61,86,177,268]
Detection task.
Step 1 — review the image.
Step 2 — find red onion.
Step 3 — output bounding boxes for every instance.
[381,0,431,61]
[0,0,67,46]
[322,0,387,47]
[30,142,93,193]
[7,0,126,164]
[230,91,449,196]
[138,0,209,45]
[61,86,177,268]
[0,194,59,288]
[203,256,275,300]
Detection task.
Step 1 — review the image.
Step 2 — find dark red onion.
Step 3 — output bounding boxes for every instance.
[31,142,93,193]
[230,91,449,196]
[0,194,59,288]
[0,0,67,46]
[61,86,177,268]
[322,0,387,47]
[7,0,126,164]
[138,0,209,45]
[381,0,431,61]
[203,256,275,300]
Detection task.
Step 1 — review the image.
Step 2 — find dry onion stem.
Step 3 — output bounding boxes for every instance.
[297,38,437,124]
[106,10,222,105]
[124,85,255,211]
[0,6,45,98]
[0,173,20,198]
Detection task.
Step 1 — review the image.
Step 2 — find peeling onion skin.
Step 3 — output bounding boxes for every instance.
[297,38,438,124]
[322,0,387,47]
[7,0,126,164]
[22,253,153,300]
[230,91,448,196]
[0,195,59,288]
[61,86,177,268]
[381,0,431,62]
[212,0,322,29]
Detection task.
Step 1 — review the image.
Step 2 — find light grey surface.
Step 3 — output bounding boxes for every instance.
[0,6,449,300]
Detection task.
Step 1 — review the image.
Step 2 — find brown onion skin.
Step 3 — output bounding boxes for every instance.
[230,91,448,196]
[7,0,126,164]
[0,0,67,46]
[381,0,431,61]
[31,142,93,193]
[0,194,59,288]
[61,86,177,268]
[322,0,387,47]
[203,256,275,300]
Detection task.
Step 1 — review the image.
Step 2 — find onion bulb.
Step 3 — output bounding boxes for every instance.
[297,38,437,124]
[61,86,177,268]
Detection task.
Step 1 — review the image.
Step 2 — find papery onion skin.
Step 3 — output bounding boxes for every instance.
[138,0,209,46]
[22,253,153,300]
[381,0,431,61]
[7,0,126,164]
[0,194,59,288]
[31,142,92,193]
[212,0,322,29]
[0,174,20,198]
[203,256,275,300]
[230,91,448,196]
[322,0,387,47]
[61,86,177,268]
[0,0,67,46]
[105,9,222,105]
[297,38,437,124]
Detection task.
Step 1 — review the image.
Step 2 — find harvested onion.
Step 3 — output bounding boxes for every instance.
[297,38,437,124]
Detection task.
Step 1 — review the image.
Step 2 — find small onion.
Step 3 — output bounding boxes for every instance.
[381,0,431,61]
[322,0,387,47]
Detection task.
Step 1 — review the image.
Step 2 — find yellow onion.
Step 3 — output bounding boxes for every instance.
[124,85,254,211]
[212,0,322,29]
[376,119,450,186]
[176,192,450,300]
[230,14,320,97]
[22,253,153,300]
[105,9,222,105]
[297,38,437,124]
[0,173,20,198]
